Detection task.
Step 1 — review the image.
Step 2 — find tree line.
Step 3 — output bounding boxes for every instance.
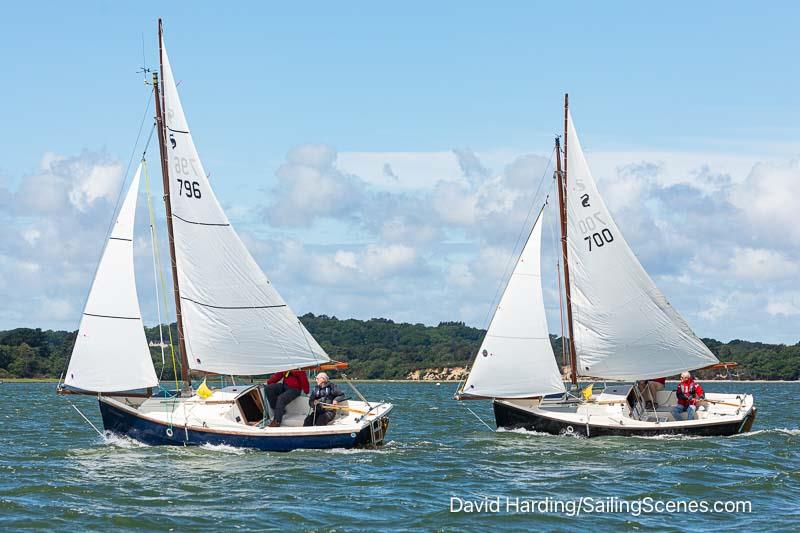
[1,313,798,381]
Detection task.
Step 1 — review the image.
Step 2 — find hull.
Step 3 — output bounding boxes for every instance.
[494,399,757,438]
[99,396,390,452]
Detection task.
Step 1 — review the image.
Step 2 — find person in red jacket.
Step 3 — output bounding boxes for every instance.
[671,371,705,421]
[265,369,309,427]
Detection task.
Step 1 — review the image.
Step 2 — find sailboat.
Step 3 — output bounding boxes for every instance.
[57,20,392,451]
[456,95,756,437]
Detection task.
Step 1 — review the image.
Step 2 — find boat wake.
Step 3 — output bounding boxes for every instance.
[101,431,150,448]
[198,443,249,455]
[496,427,582,438]
[728,427,800,438]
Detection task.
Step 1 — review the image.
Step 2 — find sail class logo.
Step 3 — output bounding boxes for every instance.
[581,194,590,207]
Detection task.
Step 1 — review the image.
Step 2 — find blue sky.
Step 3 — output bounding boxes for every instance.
[1,2,798,343]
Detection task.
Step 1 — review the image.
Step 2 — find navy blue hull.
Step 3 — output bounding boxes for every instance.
[493,401,757,438]
[99,399,379,451]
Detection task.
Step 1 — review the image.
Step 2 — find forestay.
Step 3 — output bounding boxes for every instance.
[564,113,718,380]
[462,210,566,398]
[160,37,329,375]
[65,164,159,392]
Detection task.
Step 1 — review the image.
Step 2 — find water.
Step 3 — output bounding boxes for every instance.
[1,382,798,531]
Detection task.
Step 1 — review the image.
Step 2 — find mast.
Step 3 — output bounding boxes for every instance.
[154,18,192,393]
[556,93,578,386]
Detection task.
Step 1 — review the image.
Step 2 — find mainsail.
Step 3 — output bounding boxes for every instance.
[564,113,718,380]
[461,209,566,398]
[65,164,159,392]
[159,37,329,375]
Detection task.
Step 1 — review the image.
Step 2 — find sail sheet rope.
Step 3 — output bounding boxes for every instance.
[143,160,181,398]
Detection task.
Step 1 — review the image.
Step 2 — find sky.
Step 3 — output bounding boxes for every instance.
[0,2,798,344]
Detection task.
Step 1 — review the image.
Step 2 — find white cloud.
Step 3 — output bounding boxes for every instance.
[362,244,417,278]
[263,144,364,227]
[766,297,800,317]
[730,247,799,281]
[731,159,800,246]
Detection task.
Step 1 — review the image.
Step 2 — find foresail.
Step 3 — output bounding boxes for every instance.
[565,113,718,380]
[160,37,329,375]
[462,210,566,398]
[65,164,158,392]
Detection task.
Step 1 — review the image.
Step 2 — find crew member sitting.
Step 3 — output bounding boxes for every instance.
[637,377,666,408]
[304,372,347,427]
[671,371,705,421]
[265,369,309,427]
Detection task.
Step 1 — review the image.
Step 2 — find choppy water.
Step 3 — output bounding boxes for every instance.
[1,382,798,531]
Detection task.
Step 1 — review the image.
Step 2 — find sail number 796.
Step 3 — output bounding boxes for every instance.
[176,179,201,198]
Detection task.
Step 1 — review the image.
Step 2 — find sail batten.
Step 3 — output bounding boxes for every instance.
[159,36,329,375]
[462,209,566,398]
[564,112,718,380]
[64,163,159,393]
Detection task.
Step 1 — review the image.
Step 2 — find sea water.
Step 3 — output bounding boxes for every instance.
[1,382,797,531]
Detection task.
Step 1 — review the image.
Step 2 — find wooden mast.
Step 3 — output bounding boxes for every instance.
[154,18,192,394]
[556,93,578,386]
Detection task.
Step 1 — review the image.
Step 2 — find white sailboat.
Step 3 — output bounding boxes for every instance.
[58,20,392,451]
[457,95,756,437]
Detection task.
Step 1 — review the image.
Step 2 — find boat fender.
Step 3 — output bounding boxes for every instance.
[166,427,174,437]
[350,433,356,438]
[565,425,574,435]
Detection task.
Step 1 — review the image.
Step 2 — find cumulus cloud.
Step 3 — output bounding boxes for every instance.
[731,159,800,247]
[263,144,364,227]
[4,140,800,344]
[0,150,131,329]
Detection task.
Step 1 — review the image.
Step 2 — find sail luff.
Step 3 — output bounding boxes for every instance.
[564,112,719,380]
[155,19,191,391]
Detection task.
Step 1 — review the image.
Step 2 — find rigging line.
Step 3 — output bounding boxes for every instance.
[464,405,495,432]
[546,178,568,368]
[143,160,166,370]
[144,159,180,391]
[58,87,154,388]
[69,401,104,438]
[479,145,556,333]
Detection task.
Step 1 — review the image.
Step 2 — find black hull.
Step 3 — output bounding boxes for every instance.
[99,399,388,451]
[493,401,757,438]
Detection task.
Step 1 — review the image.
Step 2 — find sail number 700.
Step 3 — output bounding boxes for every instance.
[584,229,613,251]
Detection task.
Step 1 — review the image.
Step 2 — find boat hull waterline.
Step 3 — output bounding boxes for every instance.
[493,397,756,438]
[99,397,391,451]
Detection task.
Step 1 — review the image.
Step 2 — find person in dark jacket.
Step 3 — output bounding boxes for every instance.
[265,370,309,427]
[304,372,347,426]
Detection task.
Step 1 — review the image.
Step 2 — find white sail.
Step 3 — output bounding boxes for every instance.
[160,37,329,375]
[462,210,566,398]
[564,113,718,380]
[65,164,159,392]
